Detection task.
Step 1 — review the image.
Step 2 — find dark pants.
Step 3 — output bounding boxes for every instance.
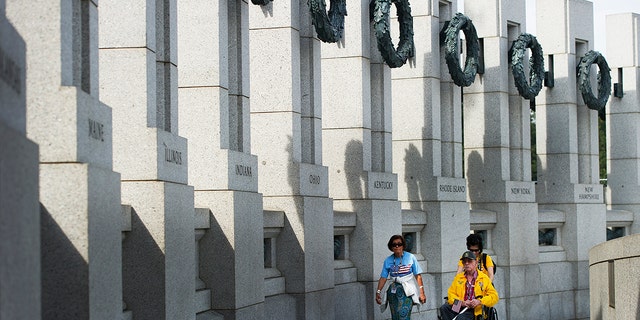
[439,303,476,320]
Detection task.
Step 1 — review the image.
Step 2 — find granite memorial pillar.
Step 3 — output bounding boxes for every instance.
[249,1,334,319]
[99,1,195,319]
[390,2,470,315]
[177,0,264,319]
[7,0,122,318]
[321,3,401,319]
[604,13,640,235]
[535,0,606,318]
[464,0,541,318]
[0,3,40,319]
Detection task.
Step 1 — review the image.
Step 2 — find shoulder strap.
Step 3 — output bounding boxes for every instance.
[482,253,488,270]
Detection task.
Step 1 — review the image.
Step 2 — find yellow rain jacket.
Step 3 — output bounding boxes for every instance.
[446,271,499,318]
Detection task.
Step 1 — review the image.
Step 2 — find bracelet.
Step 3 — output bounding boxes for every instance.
[376,290,382,294]
[419,286,424,288]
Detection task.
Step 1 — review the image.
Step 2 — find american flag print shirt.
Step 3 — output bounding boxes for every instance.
[391,262,413,277]
[379,252,423,279]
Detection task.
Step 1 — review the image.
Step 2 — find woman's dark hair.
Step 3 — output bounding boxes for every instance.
[466,233,483,252]
[387,234,406,251]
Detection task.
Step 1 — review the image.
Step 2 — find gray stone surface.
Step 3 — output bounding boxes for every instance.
[6,1,124,319]
[196,190,264,310]
[99,3,197,320]
[0,8,40,320]
[0,123,40,320]
[99,0,188,183]
[121,181,195,319]
[5,0,639,318]
[248,1,336,317]
[532,2,609,319]
[0,14,25,134]
[460,3,543,320]
[8,1,113,168]
[605,13,640,235]
[333,283,367,320]
[589,234,640,320]
[264,294,297,320]
[40,164,122,319]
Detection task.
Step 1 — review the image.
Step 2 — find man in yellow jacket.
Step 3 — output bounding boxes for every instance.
[439,251,499,320]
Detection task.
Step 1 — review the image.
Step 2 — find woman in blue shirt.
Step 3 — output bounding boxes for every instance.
[375,235,426,319]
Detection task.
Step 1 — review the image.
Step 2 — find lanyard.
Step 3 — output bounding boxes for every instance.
[391,253,404,276]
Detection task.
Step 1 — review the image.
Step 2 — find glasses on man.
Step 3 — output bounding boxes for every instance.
[391,242,403,247]
[468,249,480,252]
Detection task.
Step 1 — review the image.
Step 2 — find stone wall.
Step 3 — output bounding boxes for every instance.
[1,0,639,319]
[0,3,40,319]
[589,233,640,319]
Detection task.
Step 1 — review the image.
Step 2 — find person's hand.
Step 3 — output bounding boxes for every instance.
[419,292,426,304]
[469,299,481,308]
[375,292,382,305]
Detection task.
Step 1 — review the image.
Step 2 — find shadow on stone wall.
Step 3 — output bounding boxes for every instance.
[266,134,306,319]
[344,139,376,320]
[345,140,365,202]
[403,143,427,211]
[122,208,166,319]
[465,150,485,203]
[40,204,89,319]
[200,209,232,310]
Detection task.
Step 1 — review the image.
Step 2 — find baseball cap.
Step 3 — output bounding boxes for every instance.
[460,251,476,260]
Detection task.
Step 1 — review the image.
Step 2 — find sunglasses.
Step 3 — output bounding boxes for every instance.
[391,242,403,247]
[468,249,480,252]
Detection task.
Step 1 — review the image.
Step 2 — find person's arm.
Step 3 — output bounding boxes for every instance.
[375,277,387,305]
[415,274,426,303]
[446,275,463,305]
[487,265,495,282]
[486,255,495,282]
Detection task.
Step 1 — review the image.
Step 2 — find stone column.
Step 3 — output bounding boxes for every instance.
[390,0,471,312]
[7,0,122,318]
[177,0,263,319]
[99,1,195,319]
[536,0,606,319]
[321,2,400,319]
[249,1,334,319]
[0,3,40,319]
[605,13,640,235]
[464,0,541,319]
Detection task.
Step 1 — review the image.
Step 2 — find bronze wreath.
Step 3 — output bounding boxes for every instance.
[577,50,611,116]
[251,0,271,6]
[372,0,415,68]
[510,33,545,100]
[443,13,479,87]
[310,0,347,43]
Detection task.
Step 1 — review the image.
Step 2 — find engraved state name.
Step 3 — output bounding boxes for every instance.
[88,119,104,142]
[309,174,320,185]
[164,147,183,165]
[235,164,252,177]
[511,187,531,195]
[578,186,599,200]
[374,181,393,189]
[439,184,465,193]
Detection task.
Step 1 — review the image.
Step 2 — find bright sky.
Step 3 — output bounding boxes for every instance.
[460,0,640,56]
